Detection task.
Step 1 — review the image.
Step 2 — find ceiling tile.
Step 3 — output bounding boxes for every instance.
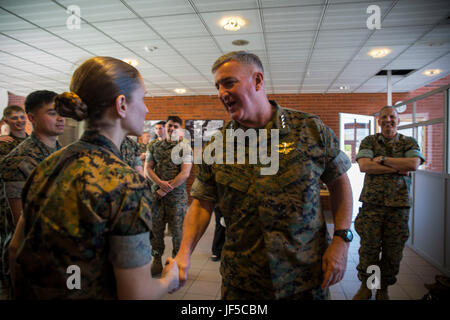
[145,14,209,38]
[93,19,160,42]
[0,0,448,96]
[56,0,136,22]
[262,6,322,32]
[193,0,257,12]
[126,0,194,16]
[0,1,66,27]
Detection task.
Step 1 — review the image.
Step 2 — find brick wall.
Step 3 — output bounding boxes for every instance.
[144,92,413,139]
[143,74,450,139]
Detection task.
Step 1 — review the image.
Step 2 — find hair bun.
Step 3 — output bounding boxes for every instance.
[55,92,88,121]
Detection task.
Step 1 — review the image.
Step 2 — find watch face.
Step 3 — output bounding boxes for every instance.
[346,230,354,241]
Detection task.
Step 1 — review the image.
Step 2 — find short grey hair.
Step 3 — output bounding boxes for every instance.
[379,105,399,117]
[211,51,264,74]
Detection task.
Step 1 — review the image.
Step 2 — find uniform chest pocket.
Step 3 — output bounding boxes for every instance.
[277,165,301,188]
[215,170,249,193]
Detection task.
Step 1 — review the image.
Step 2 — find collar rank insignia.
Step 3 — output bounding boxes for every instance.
[278,141,295,155]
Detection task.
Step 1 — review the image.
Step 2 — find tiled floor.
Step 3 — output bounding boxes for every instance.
[327,223,444,300]
[0,219,445,300]
[161,219,446,300]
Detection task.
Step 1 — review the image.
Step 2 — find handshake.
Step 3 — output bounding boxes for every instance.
[160,255,189,294]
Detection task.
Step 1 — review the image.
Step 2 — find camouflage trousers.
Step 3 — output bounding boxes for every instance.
[221,283,330,300]
[354,204,410,287]
[150,189,187,258]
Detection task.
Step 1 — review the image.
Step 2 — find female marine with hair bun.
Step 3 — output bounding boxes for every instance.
[9,56,179,299]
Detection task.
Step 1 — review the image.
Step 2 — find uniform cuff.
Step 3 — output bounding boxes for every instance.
[321,151,352,184]
[355,149,373,161]
[404,150,425,164]
[190,178,217,202]
[109,232,152,269]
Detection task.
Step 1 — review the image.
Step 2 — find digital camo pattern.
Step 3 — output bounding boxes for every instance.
[150,188,188,258]
[147,139,191,192]
[191,100,351,299]
[356,133,425,207]
[13,131,152,299]
[354,204,410,286]
[147,139,191,258]
[138,142,150,154]
[120,136,142,169]
[354,133,424,287]
[0,133,61,287]
[0,135,28,160]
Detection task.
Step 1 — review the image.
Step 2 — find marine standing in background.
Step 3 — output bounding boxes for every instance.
[147,121,166,151]
[138,131,151,161]
[121,136,144,176]
[0,90,65,292]
[145,116,192,276]
[353,106,425,300]
[0,105,29,160]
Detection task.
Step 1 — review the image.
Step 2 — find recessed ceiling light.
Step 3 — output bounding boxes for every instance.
[122,58,138,67]
[220,17,246,31]
[232,39,249,46]
[423,69,442,76]
[339,85,350,91]
[174,88,186,94]
[368,48,392,58]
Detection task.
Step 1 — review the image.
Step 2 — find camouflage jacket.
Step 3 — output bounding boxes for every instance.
[356,133,425,207]
[191,101,351,298]
[147,139,192,193]
[0,133,61,250]
[120,137,142,169]
[14,131,152,299]
[0,134,28,161]
[138,142,150,154]
[0,132,61,199]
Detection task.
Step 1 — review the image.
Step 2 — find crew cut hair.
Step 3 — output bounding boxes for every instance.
[211,51,264,74]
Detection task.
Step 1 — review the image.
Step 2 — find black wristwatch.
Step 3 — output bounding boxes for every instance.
[380,156,386,165]
[334,229,353,242]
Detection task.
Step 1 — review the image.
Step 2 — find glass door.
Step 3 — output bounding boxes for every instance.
[339,113,375,220]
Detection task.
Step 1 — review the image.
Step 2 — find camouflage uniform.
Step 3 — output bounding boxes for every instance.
[138,142,150,155]
[0,134,28,160]
[146,139,159,153]
[120,137,143,169]
[13,131,152,299]
[355,133,425,287]
[191,101,352,300]
[146,139,192,258]
[144,139,160,190]
[0,132,59,288]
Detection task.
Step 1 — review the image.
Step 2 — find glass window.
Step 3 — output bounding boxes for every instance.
[418,123,444,173]
[397,128,414,138]
[416,92,445,122]
[397,103,414,125]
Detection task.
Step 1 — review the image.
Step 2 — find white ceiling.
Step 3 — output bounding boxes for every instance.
[0,0,449,97]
